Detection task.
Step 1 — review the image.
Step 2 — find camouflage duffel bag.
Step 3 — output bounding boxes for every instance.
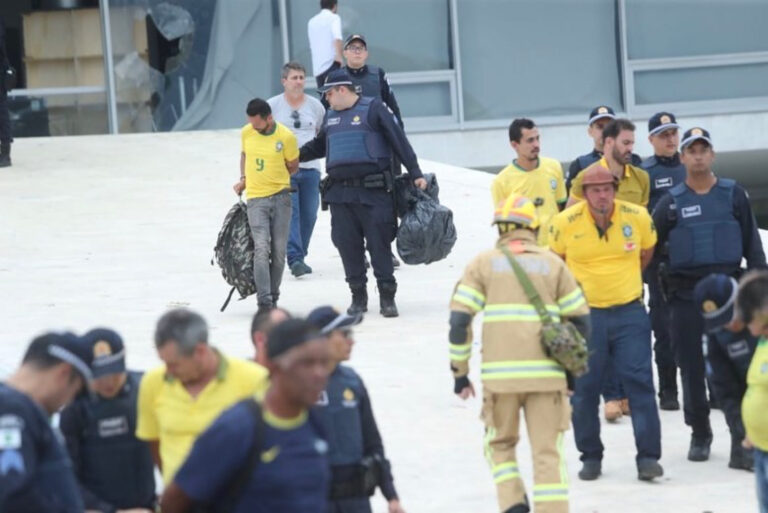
[541,322,589,377]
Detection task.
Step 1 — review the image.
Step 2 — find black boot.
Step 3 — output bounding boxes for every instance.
[729,439,754,471]
[658,367,680,411]
[688,434,713,462]
[0,143,10,168]
[348,285,368,315]
[378,281,399,318]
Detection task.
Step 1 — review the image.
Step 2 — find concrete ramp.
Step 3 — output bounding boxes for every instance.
[0,131,756,512]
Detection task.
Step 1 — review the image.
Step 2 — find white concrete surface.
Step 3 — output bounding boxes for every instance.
[0,131,758,512]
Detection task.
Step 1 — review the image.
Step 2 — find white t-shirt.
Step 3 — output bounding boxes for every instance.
[307,9,342,76]
[267,93,326,170]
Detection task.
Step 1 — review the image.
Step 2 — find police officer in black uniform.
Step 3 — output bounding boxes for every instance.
[0,332,94,512]
[567,105,642,190]
[653,127,766,462]
[0,15,13,168]
[694,274,758,471]
[308,306,404,513]
[642,112,687,411]
[60,328,156,513]
[299,69,427,318]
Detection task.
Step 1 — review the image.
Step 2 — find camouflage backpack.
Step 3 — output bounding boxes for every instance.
[500,245,589,377]
[212,202,256,311]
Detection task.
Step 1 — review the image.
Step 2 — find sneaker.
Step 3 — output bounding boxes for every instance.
[578,460,601,481]
[688,435,713,462]
[604,400,622,422]
[637,459,664,481]
[290,261,310,277]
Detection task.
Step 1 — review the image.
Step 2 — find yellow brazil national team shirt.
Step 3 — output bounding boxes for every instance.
[742,337,768,451]
[570,158,650,207]
[490,156,566,246]
[548,199,657,308]
[241,121,299,199]
[135,351,268,483]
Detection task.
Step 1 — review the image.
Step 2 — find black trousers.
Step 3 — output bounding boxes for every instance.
[330,200,396,287]
[669,294,712,438]
[645,266,677,391]
[0,86,11,145]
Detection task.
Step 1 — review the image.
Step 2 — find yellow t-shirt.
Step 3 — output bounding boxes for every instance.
[569,158,650,207]
[135,352,268,483]
[742,337,768,451]
[549,199,657,308]
[241,122,299,199]
[490,156,566,245]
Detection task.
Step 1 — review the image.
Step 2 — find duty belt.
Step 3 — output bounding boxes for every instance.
[335,173,387,189]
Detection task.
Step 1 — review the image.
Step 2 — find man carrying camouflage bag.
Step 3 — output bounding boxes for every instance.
[448,193,590,513]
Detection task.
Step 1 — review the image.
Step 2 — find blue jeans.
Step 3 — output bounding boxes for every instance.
[572,301,661,462]
[287,168,321,266]
[601,361,625,402]
[756,448,768,513]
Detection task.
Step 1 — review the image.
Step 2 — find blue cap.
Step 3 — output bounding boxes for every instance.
[83,328,126,378]
[317,69,354,92]
[694,273,738,332]
[36,332,94,383]
[307,306,363,334]
[648,112,680,136]
[681,127,713,149]
[588,105,615,125]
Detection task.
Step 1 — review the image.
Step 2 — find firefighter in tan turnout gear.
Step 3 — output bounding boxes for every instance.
[449,194,591,513]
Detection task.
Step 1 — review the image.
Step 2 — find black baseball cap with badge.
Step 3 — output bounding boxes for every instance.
[32,332,94,384]
[681,127,713,150]
[694,273,738,332]
[588,105,616,125]
[317,69,354,93]
[344,34,367,49]
[82,328,126,379]
[648,112,681,136]
[306,305,363,335]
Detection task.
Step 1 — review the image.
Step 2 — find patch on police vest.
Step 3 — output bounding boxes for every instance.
[328,117,341,126]
[351,115,361,126]
[726,340,750,359]
[655,177,673,188]
[681,205,702,218]
[98,416,129,438]
[342,388,357,408]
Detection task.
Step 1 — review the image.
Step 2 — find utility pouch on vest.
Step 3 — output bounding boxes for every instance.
[500,246,589,377]
[362,173,386,189]
[330,456,382,499]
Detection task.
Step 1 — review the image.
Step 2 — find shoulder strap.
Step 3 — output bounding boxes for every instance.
[216,399,266,513]
[499,245,554,325]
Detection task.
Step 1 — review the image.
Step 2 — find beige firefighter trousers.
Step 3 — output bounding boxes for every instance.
[482,389,571,513]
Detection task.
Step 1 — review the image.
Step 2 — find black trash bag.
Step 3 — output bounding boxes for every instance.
[394,172,440,218]
[211,202,256,311]
[396,187,457,265]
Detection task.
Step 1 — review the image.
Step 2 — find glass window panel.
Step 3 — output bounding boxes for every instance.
[288,0,451,74]
[634,63,768,104]
[457,0,622,121]
[9,93,108,137]
[625,0,768,60]
[392,82,453,118]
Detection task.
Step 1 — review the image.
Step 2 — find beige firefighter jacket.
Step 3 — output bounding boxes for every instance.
[449,229,589,393]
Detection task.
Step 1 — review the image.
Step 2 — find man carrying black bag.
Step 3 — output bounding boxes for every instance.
[300,69,426,318]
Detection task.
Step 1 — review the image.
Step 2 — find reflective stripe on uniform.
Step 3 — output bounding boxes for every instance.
[483,303,560,323]
[453,285,486,312]
[481,360,565,380]
[533,483,569,502]
[492,461,520,484]
[449,343,472,362]
[557,432,569,486]
[558,288,587,315]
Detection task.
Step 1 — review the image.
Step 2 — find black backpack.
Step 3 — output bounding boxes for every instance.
[212,202,256,311]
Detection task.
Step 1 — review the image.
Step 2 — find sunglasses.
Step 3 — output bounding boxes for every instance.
[290,110,301,129]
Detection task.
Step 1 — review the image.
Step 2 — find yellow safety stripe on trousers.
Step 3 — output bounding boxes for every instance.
[449,343,472,362]
[483,303,561,323]
[481,360,566,380]
[483,426,496,469]
[558,288,587,315]
[557,432,569,486]
[492,461,521,484]
[452,285,486,311]
[533,483,569,502]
